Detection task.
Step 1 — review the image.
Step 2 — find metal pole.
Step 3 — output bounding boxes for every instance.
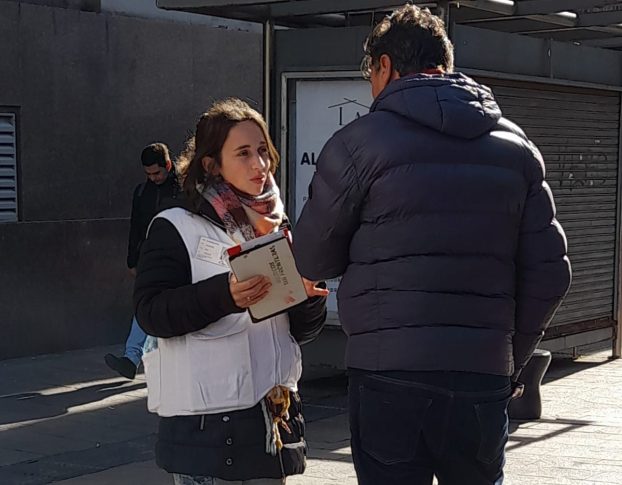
[263,18,275,131]
[614,93,622,359]
[436,0,451,35]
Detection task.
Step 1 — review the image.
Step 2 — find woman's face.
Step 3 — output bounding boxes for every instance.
[216,120,271,196]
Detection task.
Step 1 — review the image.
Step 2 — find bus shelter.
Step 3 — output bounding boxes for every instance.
[158,0,622,371]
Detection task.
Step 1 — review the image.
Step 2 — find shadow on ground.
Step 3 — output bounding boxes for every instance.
[543,354,613,384]
[0,382,145,426]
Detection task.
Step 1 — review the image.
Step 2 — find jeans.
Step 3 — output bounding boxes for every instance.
[124,316,147,366]
[349,370,512,485]
[173,475,284,485]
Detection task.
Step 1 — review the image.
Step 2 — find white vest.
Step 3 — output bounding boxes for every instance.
[142,207,302,417]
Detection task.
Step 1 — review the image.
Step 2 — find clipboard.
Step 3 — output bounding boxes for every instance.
[227,229,308,322]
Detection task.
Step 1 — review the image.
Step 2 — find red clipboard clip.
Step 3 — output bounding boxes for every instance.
[227,244,242,258]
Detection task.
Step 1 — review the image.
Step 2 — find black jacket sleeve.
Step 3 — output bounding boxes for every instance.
[287,282,328,345]
[293,135,364,280]
[134,218,243,338]
[127,184,143,269]
[513,141,572,380]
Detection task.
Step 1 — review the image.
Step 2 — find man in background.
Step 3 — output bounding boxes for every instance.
[105,143,178,379]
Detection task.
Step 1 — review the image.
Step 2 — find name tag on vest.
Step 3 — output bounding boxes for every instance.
[196,237,229,267]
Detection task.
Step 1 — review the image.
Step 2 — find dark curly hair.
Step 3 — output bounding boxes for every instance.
[361,3,454,80]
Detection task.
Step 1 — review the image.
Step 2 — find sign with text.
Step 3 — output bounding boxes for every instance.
[294,78,372,312]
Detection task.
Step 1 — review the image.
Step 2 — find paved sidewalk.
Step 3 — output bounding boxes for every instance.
[1,346,621,484]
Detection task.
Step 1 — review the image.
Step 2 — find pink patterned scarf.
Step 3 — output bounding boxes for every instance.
[200,174,284,243]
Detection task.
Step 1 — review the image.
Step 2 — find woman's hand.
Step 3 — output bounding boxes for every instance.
[229,274,272,308]
[302,278,330,298]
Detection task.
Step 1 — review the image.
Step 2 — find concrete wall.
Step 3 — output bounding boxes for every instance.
[0,0,262,359]
[10,0,99,10]
[453,25,622,86]
[101,0,259,31]
[15,0,260,30]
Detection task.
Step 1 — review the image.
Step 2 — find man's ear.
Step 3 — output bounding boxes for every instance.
[378,54,395,86]
[165,159,172,172]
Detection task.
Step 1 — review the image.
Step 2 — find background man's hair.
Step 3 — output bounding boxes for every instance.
[141,143,170,167]
[361,4,454,79]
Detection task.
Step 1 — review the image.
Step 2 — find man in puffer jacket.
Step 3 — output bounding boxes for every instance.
[293,4,571,485]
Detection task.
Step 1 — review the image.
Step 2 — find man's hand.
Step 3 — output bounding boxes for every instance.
[511,382,525,400]
[129,267,137,278]
[302,278,330,298]
[229,274,272,308]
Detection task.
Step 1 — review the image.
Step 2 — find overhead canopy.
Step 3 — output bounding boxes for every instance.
[157,0,622,49]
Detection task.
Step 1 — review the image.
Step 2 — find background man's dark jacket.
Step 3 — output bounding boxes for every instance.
[293,73,572,380]
[127,173,178,269]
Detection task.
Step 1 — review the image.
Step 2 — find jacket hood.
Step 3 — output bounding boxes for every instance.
[370,73,502,139]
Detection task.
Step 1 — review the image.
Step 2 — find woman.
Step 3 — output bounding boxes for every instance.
[135,98,329,485]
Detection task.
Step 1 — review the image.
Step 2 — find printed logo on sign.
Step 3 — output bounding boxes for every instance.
[328,98,369,126]
[298,99,369,167]
[300,152,317,166]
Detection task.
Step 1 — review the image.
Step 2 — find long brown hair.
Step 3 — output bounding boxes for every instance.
[177,98,280,208]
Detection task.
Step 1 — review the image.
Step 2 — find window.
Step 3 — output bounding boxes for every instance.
[0,113,18,222]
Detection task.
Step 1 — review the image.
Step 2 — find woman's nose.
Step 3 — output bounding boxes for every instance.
[252,152,268,171]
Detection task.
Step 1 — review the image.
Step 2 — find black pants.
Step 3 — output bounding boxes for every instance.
[348,370,512,485]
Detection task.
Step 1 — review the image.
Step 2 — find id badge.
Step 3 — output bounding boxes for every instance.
[196,237,228,267]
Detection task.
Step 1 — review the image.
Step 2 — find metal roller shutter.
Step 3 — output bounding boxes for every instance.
[479,78,619,329]
[0,113,18,223]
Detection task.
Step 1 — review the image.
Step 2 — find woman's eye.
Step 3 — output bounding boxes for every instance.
[238,150,249,157]
[259,147,268,154]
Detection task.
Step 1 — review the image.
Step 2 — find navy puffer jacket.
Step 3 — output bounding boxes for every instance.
[293,73,571,379]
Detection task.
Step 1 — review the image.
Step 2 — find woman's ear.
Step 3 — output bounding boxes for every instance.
[202,156,218,176]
